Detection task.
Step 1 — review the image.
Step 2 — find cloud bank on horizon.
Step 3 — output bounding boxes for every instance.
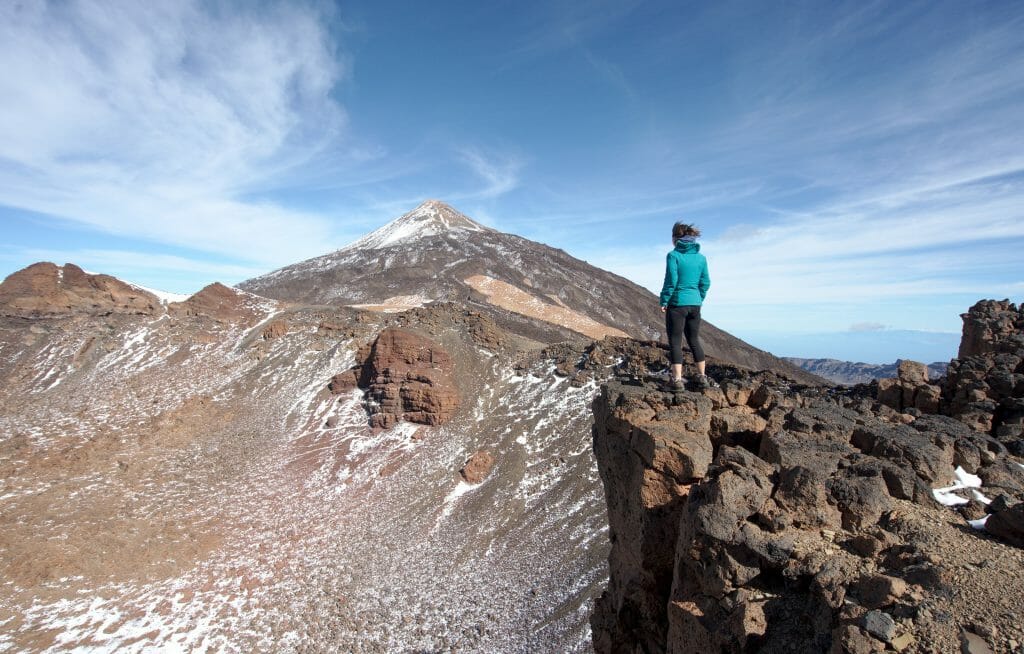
[1,0,1022,363]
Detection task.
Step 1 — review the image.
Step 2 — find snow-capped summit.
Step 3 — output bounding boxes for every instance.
[343,200,493,251]
[237,200,822,382]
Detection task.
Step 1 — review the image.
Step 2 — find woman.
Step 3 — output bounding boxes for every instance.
[659,222,712,390]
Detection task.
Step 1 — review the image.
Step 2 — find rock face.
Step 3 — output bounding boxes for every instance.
[591,376,1015,652]
[958,299,1024,359]
[943,300,1024,445]
[261,320,288,339]
[0,262,160,317]
[331,327,460,430]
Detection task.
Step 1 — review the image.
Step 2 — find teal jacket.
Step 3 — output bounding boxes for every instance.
[659,240,710,307]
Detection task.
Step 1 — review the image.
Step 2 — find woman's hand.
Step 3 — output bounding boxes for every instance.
[660,306,666,313]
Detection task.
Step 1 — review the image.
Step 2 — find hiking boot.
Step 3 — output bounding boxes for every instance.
[663,377,686,391]
[694,374,718,390]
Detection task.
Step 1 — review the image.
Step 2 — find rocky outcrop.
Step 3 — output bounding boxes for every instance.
[330,327,460,430]
[261,320,288,339]
[876,359,942,414]
[943,300,1024,447]
[867,300,1024,451]
[591,376,1013,653]
[0,262,160,317]
[958,300,1023,359]
[592,299,1024,652]
[168,283,266,324]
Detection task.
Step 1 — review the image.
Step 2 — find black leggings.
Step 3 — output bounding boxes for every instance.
[666,305,705,365]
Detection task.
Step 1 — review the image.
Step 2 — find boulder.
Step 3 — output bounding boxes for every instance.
[985,503,1024,547]
[460,450,495,484]
[898,359,930,385]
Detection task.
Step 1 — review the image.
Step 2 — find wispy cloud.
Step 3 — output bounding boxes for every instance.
[849,322,887,333]
[506,0,643,62]
[455,147,522,199]
[571,2,1024,337]
[0,0,355,267]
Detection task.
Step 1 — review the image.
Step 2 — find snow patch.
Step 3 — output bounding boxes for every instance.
[968,515,990,530]
[932,466,983,506]
[444,480,479,504]
[340,201,491,251]
[128,281,191,305]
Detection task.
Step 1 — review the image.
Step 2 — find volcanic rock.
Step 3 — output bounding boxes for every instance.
[590,357,1014,652]
[943,300,1024,446]
[863,610,897,642]
[460,451,495,484]
[168,283,266,324]
[876,359,942,415]
[959,299,1024,358]
[0,262,160,317]
[985,502,1024,547]
[347,327,459,430]
[261,320,288,339]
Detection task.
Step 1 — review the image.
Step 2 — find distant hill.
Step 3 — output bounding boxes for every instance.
[784,357,948,385]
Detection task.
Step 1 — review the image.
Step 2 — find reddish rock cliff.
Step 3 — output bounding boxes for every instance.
[331,327,460,430]
[0,262,160,317]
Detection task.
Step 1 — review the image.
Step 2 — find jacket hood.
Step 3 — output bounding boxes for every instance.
[674,240,701,253]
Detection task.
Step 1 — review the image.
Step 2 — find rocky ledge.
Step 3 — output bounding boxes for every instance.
[591,300,1024,653]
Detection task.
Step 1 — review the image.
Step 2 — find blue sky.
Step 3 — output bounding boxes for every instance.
[1,0,1022,363]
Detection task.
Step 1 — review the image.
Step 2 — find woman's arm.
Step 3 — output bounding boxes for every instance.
[659,253,678,307]
[698,257,710,299]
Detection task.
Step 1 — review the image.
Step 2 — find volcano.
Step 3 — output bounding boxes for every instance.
[240,200,818,382]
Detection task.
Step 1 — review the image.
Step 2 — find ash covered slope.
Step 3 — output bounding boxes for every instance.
[0,262,621,652]
[240,200,820,384]
[590,300,1024,654]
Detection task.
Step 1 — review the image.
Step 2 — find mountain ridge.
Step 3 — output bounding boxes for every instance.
[785,357,949,386]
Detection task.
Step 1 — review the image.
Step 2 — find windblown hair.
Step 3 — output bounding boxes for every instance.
[672,222,701,240]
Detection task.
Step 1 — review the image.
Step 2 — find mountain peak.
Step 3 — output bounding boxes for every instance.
[345,200,492,250]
